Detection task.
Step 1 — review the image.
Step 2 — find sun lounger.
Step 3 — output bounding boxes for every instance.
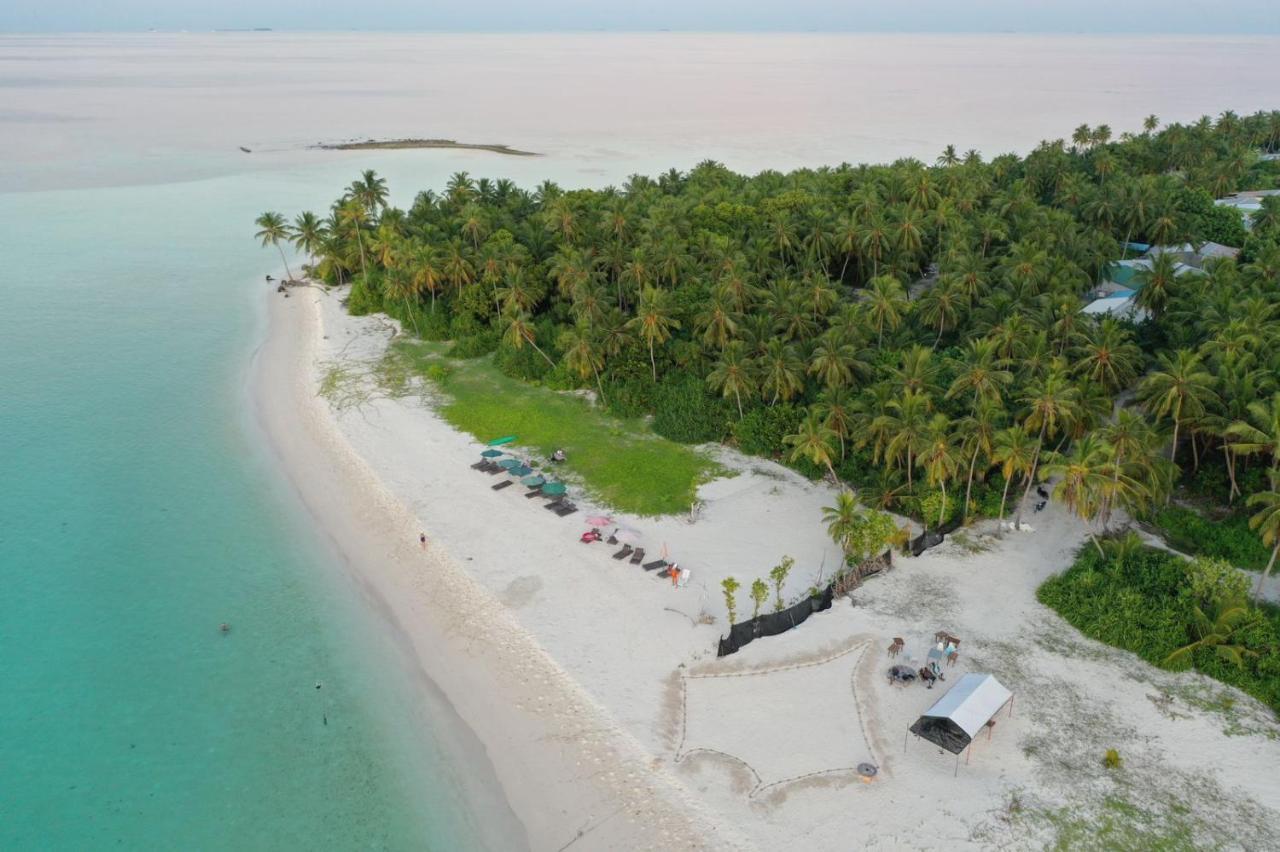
[642,559,667,571]
[544,497,567,510]
[629,548,645,565]
[612,545,634,560]
[470,460,489,470]
[554,503,577,517]
[524,486,544,497]
[491,480,513,491]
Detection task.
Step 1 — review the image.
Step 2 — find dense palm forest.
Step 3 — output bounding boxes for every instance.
[258,110,1280,589]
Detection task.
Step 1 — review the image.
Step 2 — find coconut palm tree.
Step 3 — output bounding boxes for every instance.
[1246,479,1280,600]
[1163,596,1260,670]
[706,341,755,419]
[918,413,962,526]
[629,286,680,382]
[1013,369,1081,528]
[822,489,862,555]
[955,399,1002,522]
[290,211,327,271]
[254,212,295,281]
[1040,434,1114,554]
[785,411,839,481]
[865,275,908,347]
[992,426,1037,523]
[501,307,556,368]
[558,323,607,404]
[1139,349,1218,463]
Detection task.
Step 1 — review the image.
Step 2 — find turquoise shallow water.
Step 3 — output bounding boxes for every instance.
[0,168,516,849]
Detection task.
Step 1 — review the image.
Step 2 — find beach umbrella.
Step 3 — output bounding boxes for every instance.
[521,475,546,487]
[487,435,518,447]
[541,482,567,496]
[585,515,613,527]
[480,449,504,458]
[497,458,520,469]
[509,465,533,477]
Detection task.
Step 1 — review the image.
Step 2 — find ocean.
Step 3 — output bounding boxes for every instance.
[1,31,1276,850]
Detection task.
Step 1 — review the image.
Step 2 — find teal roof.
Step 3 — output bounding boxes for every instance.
[1106,264,1138,285]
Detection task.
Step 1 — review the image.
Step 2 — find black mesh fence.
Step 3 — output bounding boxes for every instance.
[908,518,963,556]
[716,583,836,657]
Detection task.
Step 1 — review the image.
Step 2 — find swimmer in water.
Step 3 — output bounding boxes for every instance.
[219,623,231,634]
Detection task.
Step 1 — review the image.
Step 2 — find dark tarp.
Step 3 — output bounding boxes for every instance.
[909,715,972,754]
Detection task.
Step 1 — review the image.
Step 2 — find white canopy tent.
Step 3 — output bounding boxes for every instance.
[908,673,1014,772]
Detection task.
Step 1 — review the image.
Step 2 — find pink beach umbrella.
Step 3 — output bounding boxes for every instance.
[585,515,613,527]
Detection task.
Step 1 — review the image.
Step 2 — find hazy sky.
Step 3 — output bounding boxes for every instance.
[1,0,1276,34]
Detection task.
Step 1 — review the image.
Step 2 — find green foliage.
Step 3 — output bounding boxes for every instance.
[768,556,794,612]
[1175,187,1246,248]
[450,332,499,359]
[733,403,804,458]
[345,279,382,315]
[750,578,769,620]
[1152,506,1273,572]
[651,374,731,444]
[844,509,900,564]
[1037,542,1280,713]
[722,577,741,626]
[1102,748,1122,770]
[1185,556,1249,607]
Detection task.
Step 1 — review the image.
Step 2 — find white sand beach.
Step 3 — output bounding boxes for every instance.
[254,284,1280,850]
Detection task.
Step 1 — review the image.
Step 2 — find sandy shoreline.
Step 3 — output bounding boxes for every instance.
[250,284,739,850]
[252,283,1280,851]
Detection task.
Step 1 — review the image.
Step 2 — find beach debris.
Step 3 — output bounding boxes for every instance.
[239,146,252,153]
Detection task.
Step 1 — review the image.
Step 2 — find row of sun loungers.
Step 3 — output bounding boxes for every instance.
[471,455,577,516]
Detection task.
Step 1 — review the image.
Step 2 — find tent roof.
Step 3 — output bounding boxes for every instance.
[918,673,1012,740]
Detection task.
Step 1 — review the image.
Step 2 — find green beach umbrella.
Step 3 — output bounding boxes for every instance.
[509,465,533,477]
[487,435,518,447]
[498,458,520,469]
[481,449,504,458]
[541,482,567,496]
[521,475,546,487]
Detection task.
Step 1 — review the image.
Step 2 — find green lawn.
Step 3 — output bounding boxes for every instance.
[381,340,719,516]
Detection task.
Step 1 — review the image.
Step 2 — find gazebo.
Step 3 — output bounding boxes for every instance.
[907,673,1013,775]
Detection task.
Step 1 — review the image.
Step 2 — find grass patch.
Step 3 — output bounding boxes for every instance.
[382,340,718,516]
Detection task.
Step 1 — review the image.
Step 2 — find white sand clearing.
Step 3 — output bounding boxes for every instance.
[678,639,876,796]
[261,284,1280,851]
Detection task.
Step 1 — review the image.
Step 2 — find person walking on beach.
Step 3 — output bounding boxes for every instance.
[669,561,680,587]
[419,532,428,550]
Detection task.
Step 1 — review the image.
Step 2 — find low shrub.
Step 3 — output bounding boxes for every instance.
[449,332,498,359]
[345,279,382,315]
[1102,749,1122,770]
[1152,506,1272,571]
[650,375,730,444]
[732,403,803,459]
[1037,541,1280,714]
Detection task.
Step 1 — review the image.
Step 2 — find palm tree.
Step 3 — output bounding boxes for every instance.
[254,212,295,281]
[1040,434,1113,554]
[947,338,1013,408]
[955,399,1001,522]
[1014,370,1081,528]
[877,390,932,490]
[1133,252,1182,319]
[501,308,556,368]
[865,275,908,346]
[759,339,805,404]
[336,199,370,282]
[918,413,961,527]
[992,426,1037,523]
[707,341,755,419]
[822,489,862,555]
[350,169,389,213]
[1246,482,1280,600]
[1226,392,1280,471]
[558,324,607,404]
[290,211,327,271]
[785,411,839,480]
[1162,596,1260,670]
[1139,349,1218,463]
[629,286,680,381]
